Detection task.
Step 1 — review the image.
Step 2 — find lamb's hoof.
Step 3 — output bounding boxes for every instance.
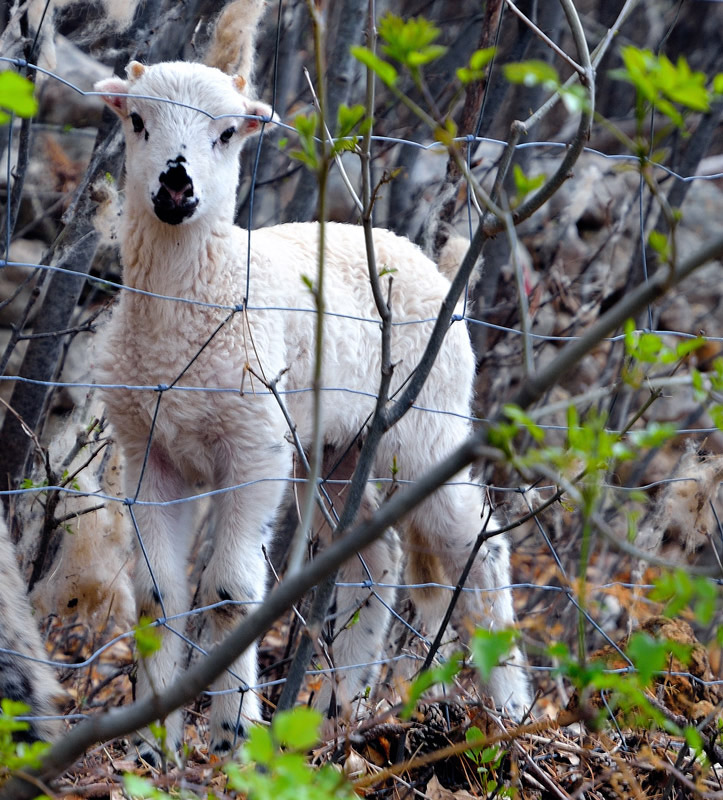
[500,692,534,724]
[132,736,182,768]
[209,720,248,757]
[134,742,161,768]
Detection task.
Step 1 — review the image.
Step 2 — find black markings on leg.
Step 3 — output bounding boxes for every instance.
[221,719,247,738]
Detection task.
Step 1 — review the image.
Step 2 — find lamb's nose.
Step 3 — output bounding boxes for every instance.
[153,160,199,225]
[159,163,194,206]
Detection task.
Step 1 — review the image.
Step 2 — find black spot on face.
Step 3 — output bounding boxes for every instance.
[153,161,198,225]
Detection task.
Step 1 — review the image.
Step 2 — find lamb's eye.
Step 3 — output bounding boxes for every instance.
[219,126,236,144]
[130,112,144,133]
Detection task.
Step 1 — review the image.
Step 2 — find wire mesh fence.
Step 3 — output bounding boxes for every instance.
[0,0,722,757]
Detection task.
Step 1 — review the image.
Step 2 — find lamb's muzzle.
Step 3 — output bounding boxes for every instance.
[153,158,198,225]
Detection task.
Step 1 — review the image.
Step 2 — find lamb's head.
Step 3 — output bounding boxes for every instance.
[95,61,272,226]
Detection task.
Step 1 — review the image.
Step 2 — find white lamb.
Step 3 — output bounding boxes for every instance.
[0,513,64,743]
[95,60,530,759]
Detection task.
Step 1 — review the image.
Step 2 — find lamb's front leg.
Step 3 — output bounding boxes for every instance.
[127,446,195,763]
[200,451,290,755]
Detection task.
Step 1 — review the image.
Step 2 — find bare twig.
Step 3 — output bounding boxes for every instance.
[501,0,585,78]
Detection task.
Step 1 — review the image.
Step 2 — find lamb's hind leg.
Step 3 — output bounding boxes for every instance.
[407,481,531,719]
[200,448,291,756]
[314,491,402,719]
[299,447,401,719]
[127,445,195,763]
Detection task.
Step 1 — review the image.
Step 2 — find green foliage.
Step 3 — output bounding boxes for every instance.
[123,774,177,799]
[464,733,513,798]
[134,616,162,659]
[290,112,320,170]
[650,570,718,624]
[0,699,51,777]
[289,104,369,171]
[471,628,519,683]
[648,229,671,264]
[550,636,692,731]
[20,476,49,492]
[377,14,447,72]
[623,320,704,367]
[0,70,38,124]
[337,103,367,136]
[626,631,690,687]
[350,46,398,87]
[503,60,587,113]
[511,164,546,206]
[402,654,463,718]
[225,708,355,800]
[504,60,559,90]
[351,13,447,89]
[611,47,712,128]
[456,48,496,85]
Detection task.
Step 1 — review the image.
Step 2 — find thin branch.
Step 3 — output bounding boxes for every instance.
[302,67,363,214]
[525,0,639,130]
[501,0,585,78]
[290,3,331,581]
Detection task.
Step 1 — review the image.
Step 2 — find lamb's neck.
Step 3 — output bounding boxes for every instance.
[120,208,237,301]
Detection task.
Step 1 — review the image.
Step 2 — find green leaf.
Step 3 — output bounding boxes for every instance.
[336,103,365,139]
[122,774,172,798]
[503,403,544,442]
[407,44,447,67]
[626,632,667,687]
[559,84,588,113]
[691,367,705,401]
[464,725,485,760]
[684,725,704,756]
[378,14,446,70]
[627,421,676,449]
[511,164,546,204]
[245,723,275,764]
[504,60,559,89]
[470,47,496,71]
[648,230,670,262]
[272,707,322,750]
[674,336,705,360]
[714,73,723,95]
[471,628,518,682]
[402,655,463,718]
[457,49,498,85]
[350,45,398,87]
[134,616,162,659]
[0,70,38,121]
[613,47,711,129]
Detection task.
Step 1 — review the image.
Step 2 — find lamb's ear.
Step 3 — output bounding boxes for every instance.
[94,77,130,116]
[127,61,146,80]
[239,99,277,136]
